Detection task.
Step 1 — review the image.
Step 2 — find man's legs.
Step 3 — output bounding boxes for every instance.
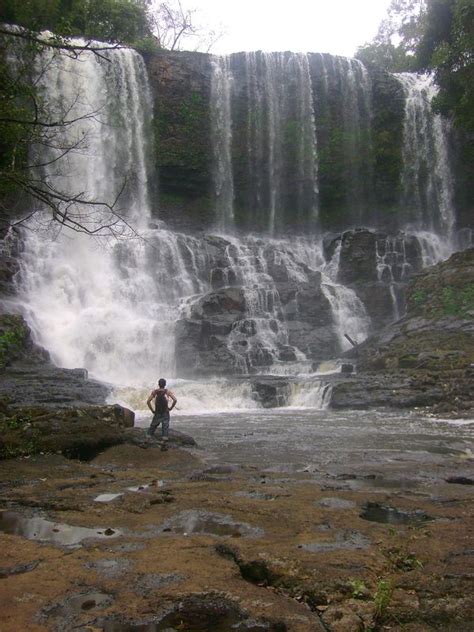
[160,413,170,450]
[147,413,162,437]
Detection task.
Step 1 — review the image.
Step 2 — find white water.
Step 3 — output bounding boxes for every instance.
[397,73,456,240]
[114,379,260,416]
[287,380,332,409]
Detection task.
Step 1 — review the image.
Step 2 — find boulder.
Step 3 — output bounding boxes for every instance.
[0,402,135,460]
[338,229,377,285]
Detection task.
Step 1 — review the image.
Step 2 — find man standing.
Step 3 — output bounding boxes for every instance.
[146,378,177,450]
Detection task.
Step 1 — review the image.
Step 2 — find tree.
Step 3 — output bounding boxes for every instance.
[417,0,474,131]
[0,0,153,46]
[149,0,221,52]
[356,0,427,71]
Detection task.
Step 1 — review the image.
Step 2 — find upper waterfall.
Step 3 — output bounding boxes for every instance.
[32,40,154,230]
[210,51,319,234]
[208,52,456,241]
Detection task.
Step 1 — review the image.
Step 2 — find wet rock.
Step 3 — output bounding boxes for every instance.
[338,229,378,285]
[42,591,113,627]
[0,364,110,408]
[446,476,474,485]
[235,490,278,501]
[158,510,264,538]
[251,378,291,408]
[85,558,132,578]
[132,572,183,594]
[0,559,40,578]
[322,599,375,632]
[0,401,135,460]
[125,428,196,449]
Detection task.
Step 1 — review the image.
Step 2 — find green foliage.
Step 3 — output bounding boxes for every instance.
[356,0,426,71]
[409,282,474,319]
[356,40,417,72]
[0,0,154,47]
[356,0,473,132]
[417,0,474,132]
[0,323,27,368]
[374,578,394,619]
[349,578,368,599]
[386,547,424,571]
[412,288,428,304]
[440,284,474,317]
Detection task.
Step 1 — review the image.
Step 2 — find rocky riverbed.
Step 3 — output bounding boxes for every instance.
[1,407,474,632]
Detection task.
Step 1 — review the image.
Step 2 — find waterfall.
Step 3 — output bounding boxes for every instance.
[16,43,164,386]
[211,51,319,233]
[210,56,235,231]
[310,54,374,224]
[288,380,332,409]
[396,73,455,240]
[32,41,153,229]
[10,43,463,401]
[375,236,412,321]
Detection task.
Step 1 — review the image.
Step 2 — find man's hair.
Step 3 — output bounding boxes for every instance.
[158,378,166,388]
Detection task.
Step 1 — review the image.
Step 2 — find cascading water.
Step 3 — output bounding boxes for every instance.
[16,43,165,386]
[212,51,319,233]
[310,53,374,224]
[210,56,234,231]
[397,73,456,240]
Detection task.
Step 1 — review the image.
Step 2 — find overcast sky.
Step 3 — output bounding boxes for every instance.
[176,0,392,57]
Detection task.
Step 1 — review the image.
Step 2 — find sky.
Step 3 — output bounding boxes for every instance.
[172,0,393,57]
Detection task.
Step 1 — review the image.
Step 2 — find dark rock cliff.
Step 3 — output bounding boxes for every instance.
[332,248,474,414]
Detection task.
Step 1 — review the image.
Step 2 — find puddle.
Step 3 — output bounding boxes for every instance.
[159,510,264,538]
[0,511,121,546]
[105,542,146,553]
[94,493,123,503]
[300,529,370,552]
[360,502,433,525]
[101,594,272,631]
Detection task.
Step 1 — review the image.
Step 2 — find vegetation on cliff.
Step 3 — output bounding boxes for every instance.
[357,0,473,133]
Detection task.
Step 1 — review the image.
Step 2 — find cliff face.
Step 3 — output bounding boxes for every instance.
[144,50,213,229]
[143,50,471,236]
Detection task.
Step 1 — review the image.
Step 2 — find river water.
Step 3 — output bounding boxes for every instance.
[135,406,474,485]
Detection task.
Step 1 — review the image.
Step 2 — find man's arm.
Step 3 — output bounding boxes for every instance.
[167,390,177,411]
[147,390,156,413]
